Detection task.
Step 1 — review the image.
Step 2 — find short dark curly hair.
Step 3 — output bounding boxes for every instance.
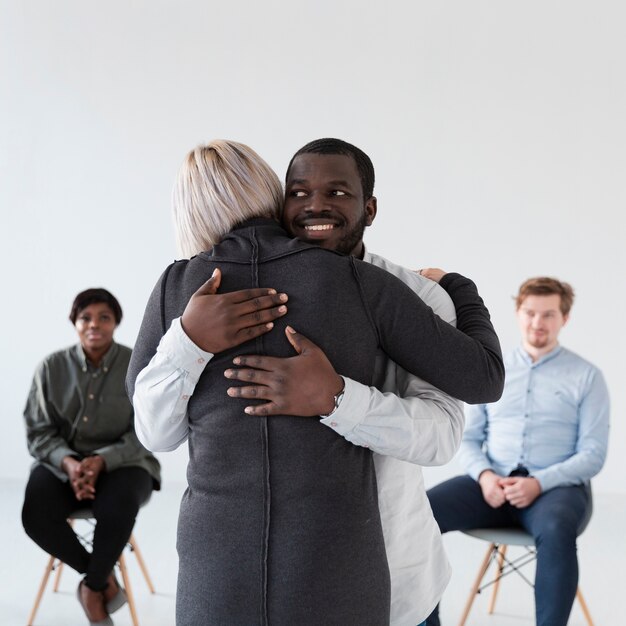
[69,288,123,325]
[286,138,375,200]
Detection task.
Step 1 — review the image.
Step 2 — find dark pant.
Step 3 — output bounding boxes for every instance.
[425,475,591,626]
[22,465,153,590]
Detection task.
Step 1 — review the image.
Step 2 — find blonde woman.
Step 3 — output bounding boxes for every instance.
[127,140,503,625]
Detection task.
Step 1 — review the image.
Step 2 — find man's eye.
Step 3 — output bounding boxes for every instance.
[331,190,346,196]
[290,190,307,198]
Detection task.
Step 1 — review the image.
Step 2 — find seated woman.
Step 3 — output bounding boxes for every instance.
[126,140,504,626]
[22,288,161,626]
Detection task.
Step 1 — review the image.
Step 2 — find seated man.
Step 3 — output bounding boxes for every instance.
[426,277,610,626]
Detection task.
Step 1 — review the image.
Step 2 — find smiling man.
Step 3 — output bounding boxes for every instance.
[425,277,610,626]
[282,150,376,256]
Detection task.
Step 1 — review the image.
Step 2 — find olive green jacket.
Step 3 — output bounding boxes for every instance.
[24,342,160,488]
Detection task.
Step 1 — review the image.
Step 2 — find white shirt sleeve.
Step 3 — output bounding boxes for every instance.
[319,251,464,466]
[133,317,213,452]
[320,369,464,465]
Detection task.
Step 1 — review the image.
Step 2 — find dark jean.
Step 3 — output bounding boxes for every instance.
[425,475,591,626]
[22,464,153,590]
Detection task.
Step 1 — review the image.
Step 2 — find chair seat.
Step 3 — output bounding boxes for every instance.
[458,526,594,626]
[462,527,534,546]
[69,507,97,521]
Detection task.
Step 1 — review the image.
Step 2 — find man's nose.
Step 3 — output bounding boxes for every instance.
[305,193,327,214]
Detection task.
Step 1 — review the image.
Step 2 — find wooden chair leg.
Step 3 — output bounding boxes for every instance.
[488,544,507,614]
[457,543,496,626]
[119,552,140,626]
[52,561,64,592]
[27,556,56,626]
[128,534,155,593]
[576,588,595,626]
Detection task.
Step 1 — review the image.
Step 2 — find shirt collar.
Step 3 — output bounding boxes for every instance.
[516,343,563,367]
[231,217,282,232]
[74,341,119,372]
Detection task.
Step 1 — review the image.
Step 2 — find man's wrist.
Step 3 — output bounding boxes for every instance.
[478,469,495,484]
[320,377,346,418]
[61,455,79,472]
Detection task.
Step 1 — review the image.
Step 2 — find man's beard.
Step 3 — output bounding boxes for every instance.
[527,331,549,348]
[334,211,368,256]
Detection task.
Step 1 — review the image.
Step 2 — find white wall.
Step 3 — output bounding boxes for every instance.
[1,1,623,495]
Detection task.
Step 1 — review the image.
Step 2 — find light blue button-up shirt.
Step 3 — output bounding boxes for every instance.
[459,345,610,493]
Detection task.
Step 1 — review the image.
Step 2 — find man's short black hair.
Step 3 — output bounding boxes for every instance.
[286,138,375,199]
[69,288,123,325]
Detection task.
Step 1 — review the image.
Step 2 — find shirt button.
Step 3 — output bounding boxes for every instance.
[88,394,95,400]
[103,367,108,373]
[92,374,98,379]
[83,416,89,422]
[182,395,189,400]
[197,358,205,364]
[330,421,338,427]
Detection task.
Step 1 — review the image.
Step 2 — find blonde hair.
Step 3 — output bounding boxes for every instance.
[173,140,284,257]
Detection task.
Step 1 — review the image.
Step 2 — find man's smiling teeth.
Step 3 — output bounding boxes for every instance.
[305,224,335,231]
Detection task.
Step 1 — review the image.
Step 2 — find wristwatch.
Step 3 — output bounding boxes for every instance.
[320,383,345,418]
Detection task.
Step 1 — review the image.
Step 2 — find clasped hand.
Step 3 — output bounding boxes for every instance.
[62,455,105,501]
[479,470,542,509]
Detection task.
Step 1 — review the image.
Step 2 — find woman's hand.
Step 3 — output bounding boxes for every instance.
[417,267,448,283]
[62,455,89,500]
[62,454,105,501]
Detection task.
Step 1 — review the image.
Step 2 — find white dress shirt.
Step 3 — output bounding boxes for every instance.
[133,249,462,625]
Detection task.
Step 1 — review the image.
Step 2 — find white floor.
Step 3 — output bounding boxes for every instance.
[1,478,623,626]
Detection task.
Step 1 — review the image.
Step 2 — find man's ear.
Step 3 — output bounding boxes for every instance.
[365,196,377,226]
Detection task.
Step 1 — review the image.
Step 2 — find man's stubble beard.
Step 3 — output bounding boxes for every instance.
[335,211,368,256]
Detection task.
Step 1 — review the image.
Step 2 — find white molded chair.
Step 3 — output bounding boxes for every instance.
[27,508,155,626]
[458,527,594,626]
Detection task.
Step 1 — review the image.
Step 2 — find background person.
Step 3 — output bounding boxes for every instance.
[22,288,161,626]
[127,139,504,625]
[425,277,610,626]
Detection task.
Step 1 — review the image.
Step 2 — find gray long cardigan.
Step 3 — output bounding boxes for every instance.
[127,219,503,626]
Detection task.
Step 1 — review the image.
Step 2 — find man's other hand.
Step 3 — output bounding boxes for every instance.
[478,470,507,508]
[181,268,288,353]
[224,326,344,417]
[500,476,542,508]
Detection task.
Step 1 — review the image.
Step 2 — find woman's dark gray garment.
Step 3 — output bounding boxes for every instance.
[127,219,503,626]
